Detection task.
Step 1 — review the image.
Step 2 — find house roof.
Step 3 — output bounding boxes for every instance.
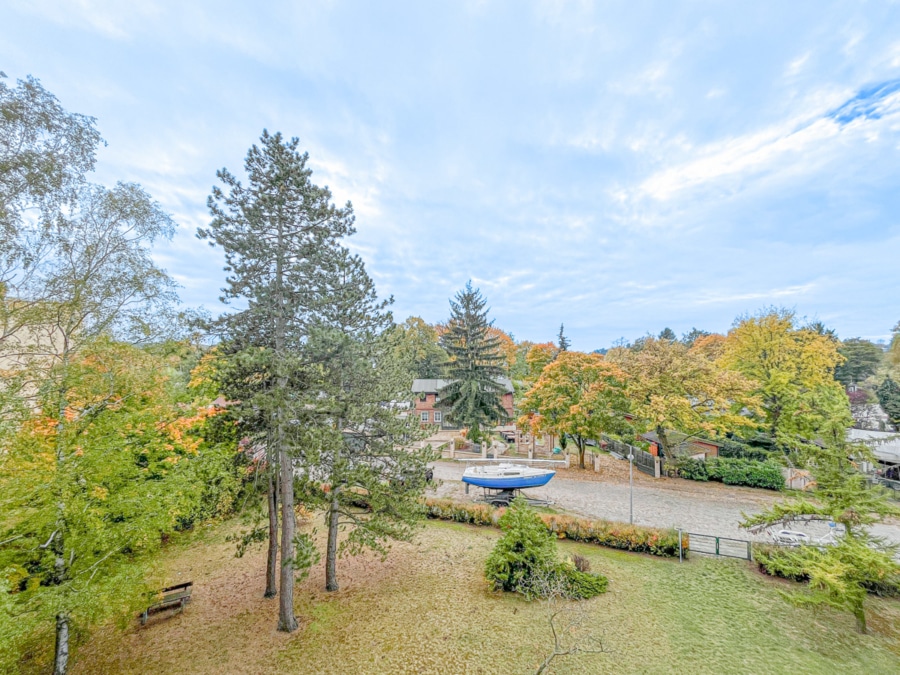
[848,428,900,463]
[640,431,724,448]
[412,377,514,394]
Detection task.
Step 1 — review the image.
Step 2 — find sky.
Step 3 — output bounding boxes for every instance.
[3,1,900,350]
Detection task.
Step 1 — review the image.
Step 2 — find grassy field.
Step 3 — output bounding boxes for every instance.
[63,518,900,675]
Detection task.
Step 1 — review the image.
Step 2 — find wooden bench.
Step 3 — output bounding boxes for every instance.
[140,581,193,626]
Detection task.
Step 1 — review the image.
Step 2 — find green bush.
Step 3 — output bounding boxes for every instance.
[424,498,683,557]
[675,458,709,481]
[720,439,770,462]
[484,498,558,594]
[556,564,609,599]
[484,498,609,600]
[676,457,784,490]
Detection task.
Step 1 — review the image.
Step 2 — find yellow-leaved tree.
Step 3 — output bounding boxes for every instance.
[720,308,850,448]
[608,337,756,458]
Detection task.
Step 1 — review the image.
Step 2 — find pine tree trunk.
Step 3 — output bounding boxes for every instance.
[277,443,297,631]
[274,216,298,632]
[326,489,340,592]
[53,612,69,675]
[265,469,278,598]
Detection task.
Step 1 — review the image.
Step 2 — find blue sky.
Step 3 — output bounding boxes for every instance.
[4,1,900,350]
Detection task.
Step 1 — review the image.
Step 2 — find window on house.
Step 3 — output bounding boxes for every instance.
[434,411,442,423]
[420,411,430,422]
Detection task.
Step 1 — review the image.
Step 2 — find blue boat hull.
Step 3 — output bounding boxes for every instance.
[462,471,555,490]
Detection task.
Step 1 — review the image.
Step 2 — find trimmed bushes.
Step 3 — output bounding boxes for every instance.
[720,439,770,462]
[674,457,784,491]
[424,498,497,526]
[424,498,683,557]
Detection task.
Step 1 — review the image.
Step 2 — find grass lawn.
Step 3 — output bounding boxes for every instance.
[65,518,900,675]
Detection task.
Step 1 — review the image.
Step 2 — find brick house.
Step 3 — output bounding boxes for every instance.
[412,377,515,429]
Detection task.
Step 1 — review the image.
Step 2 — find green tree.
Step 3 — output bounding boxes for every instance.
[200,130,354,632]
[298,260,433,590]
[0,181,178,674]
[743,427,900,633]
[0,73,102,277]
[835,338,883,386]
[438,282,509,441]
[876,376,900,427]
[557,323,570,351]
[392,316,448,378]
[519,351,631,469]
[658,327,676,342]
[0,340,242,673]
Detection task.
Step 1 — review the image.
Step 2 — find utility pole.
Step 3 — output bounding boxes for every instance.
[627,452,634,524]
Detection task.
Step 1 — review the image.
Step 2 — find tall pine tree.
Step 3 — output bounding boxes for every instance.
[439,282,509,441]
[200,130,354,632]
[297,249,433,591]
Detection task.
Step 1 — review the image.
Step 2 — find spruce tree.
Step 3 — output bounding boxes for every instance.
[439,282,509,441]
[877,376,900,427]
[557,323,570,352]
[200,130,354,632]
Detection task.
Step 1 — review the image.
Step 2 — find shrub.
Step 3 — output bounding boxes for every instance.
[424,498,683,557]
[675,457,709,481]
[484,497,559,594]
[424,498,497,526]
[720,439,770,462]
[676,457,784,490]
[484,498,609,600]
[556,565,609,599]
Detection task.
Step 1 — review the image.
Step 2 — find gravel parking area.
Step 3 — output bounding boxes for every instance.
[429,459,900,545]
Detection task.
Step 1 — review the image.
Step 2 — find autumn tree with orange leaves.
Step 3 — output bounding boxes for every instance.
[519,352,631,469]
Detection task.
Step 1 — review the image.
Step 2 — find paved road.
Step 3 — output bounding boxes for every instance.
[430,461,900,545]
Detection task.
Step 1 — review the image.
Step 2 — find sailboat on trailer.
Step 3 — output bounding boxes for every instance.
[461,462,556,490]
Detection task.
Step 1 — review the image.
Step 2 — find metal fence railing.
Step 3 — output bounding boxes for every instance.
[601,434,660,478]
[685,532,754,561]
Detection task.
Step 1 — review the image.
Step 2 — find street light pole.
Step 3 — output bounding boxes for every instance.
[627,453,634,524]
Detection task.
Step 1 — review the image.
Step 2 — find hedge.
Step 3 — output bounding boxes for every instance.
[719,439,771,462]
[674,457,784,490]
[424,498,684,557]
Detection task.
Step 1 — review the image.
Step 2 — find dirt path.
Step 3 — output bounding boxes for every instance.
[430,459,900,544]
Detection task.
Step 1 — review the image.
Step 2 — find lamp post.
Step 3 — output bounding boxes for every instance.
[626,453,634,524]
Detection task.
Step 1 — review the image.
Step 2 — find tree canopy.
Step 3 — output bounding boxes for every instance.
[835,338,883,386]
[609,337,755,457]
[721,308,850,446]
[519,351,630,469]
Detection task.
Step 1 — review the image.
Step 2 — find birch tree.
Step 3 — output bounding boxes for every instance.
[0,183,178,674]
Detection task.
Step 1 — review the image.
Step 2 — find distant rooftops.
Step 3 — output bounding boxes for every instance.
[412,377,514,394]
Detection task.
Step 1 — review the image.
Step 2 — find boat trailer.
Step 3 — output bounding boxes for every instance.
[471,486,552,508]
